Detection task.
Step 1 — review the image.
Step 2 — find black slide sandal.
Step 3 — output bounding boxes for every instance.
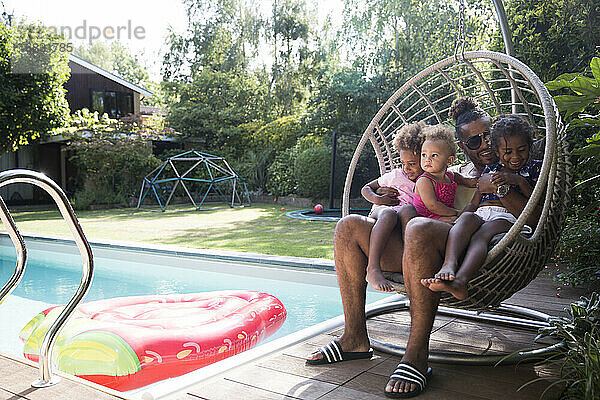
[306,339,373,365]
[384,361,432,398]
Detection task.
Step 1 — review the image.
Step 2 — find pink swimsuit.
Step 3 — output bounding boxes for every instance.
[412,172,457,219]
[376,168,416,211]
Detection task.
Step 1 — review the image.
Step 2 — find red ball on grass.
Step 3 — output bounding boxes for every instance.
[314,204,324,215]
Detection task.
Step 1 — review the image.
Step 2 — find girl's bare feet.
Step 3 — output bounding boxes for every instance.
[366,265,394,292]
[420,277,468,300]
[434,261,458,281]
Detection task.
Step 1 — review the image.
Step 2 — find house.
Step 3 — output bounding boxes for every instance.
[0,55,154,204]
[65,54,153,118]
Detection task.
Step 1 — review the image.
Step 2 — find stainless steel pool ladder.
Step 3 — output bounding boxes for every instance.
[0,169,94,388]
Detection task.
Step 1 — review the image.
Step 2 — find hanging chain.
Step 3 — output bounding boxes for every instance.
[454,0,467,58]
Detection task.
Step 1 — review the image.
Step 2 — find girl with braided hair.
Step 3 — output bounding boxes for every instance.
[421,114,542,300]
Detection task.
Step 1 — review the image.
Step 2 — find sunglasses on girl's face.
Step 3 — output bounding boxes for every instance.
[462,131,490,150]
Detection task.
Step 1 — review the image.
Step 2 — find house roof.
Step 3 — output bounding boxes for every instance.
[68,54,153,97]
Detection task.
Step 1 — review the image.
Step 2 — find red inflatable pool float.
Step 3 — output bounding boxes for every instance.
[19,291,286,391]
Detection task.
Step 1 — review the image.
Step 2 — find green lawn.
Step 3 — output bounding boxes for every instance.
[3,203,337,259]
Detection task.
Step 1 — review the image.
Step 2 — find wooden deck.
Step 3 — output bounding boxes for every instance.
[175,268,583,400]
[0,268,583,400]
[0,353,125,400]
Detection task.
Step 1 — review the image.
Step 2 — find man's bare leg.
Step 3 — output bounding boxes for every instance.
[307,214,403,362]
[385,217,451,395]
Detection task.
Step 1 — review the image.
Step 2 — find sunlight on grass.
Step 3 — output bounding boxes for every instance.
[1,203,336,259]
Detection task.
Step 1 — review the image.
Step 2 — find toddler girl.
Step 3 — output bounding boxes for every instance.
[361,122,425,291]
[422,115,542,300]
[412,126,463,223]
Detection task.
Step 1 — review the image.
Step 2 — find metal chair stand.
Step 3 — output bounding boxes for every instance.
[366,296,564,366]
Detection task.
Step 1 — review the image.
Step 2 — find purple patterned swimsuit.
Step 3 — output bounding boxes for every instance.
[412,172,457,219]
[479,160,543,203]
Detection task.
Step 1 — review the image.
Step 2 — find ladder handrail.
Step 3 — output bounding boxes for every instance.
[0,195,27,305]
[0,169,94,388]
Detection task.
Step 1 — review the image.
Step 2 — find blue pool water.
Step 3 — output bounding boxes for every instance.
[0,243,388,358]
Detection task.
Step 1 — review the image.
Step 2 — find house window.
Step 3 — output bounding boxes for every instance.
[91,90,133,118]
[117,93,133,118]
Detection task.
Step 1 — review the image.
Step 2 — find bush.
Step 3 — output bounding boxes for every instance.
[334,132,379,199]
[252,115,303,153]
[266,134,324,197]
[72,188,126,210]
[546,57,600,218]
[234,148,273,193]
[266,150,296,197]
[554,212,600,290]
[66,111,163,209]
[532,293,600,399]
[546,58,600,291]
[294,146,330,198]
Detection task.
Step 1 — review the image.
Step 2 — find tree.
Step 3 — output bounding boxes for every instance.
[165,69,269,158]
[159,0,505,199]
[162,0,322,117]
[269,0,317,115]
[0,22,70,152]
[162,0,263,80]
[340,0,495,88]
[492,0,600,83]
[73,41,150,87]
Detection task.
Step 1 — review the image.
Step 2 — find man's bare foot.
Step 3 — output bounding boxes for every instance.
[421,277,468,300]
[434,261,457,281]
[366,265,394,292]
[385,354,428,395]
[306,336,371,362]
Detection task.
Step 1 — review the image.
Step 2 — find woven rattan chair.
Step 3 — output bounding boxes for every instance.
[343,51,571,364]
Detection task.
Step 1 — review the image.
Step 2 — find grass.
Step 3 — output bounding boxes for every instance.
[1,203,337,259]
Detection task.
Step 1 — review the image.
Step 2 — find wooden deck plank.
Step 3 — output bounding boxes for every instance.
[176,377,299,400]
[316,384,391,400]
[342,371,489,400]
[369,358,558,400]
[367,323,528,356]
[0,355,124,400]
[257,353,387,385]
[0,387,27,400]
[223,365,338,399]
[429,320,538,350]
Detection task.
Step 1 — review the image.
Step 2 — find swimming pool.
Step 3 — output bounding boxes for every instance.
[0,235,388,393]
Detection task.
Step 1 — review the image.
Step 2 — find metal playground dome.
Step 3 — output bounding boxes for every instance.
[136,150,250,211]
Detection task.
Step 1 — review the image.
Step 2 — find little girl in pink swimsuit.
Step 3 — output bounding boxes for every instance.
[413,126,464,222]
